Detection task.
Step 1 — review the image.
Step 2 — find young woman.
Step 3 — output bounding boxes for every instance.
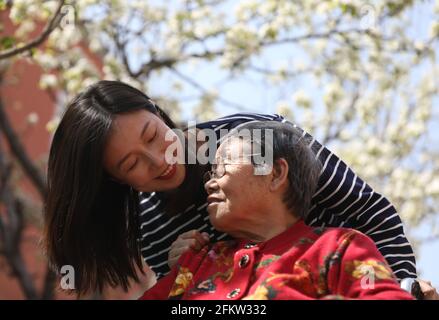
[44,80,416,296]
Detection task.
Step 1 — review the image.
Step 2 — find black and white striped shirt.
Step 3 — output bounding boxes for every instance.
[138,113,417,281]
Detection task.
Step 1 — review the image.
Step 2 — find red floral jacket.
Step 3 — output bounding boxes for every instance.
[139,220,413,300]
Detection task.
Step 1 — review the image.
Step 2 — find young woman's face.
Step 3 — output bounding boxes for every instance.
[103,109,186,192]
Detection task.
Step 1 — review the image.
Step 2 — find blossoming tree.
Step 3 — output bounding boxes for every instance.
[1,0,438,297]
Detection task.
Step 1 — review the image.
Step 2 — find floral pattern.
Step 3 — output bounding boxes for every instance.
[140,221,413,300]
[345,260,394,281]
[169,267,194,297]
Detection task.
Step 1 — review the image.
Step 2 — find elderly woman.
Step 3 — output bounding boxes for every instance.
[139,121,412,300]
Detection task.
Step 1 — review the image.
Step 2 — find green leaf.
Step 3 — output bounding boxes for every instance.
[30,47,37,57]
[340,4,358,16]
[0,36,16,50]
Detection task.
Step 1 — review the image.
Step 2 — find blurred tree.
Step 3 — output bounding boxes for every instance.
[1,0,439,297]
[0,0,65,299]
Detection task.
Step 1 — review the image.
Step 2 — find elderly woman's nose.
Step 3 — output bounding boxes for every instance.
[204,178,218,194]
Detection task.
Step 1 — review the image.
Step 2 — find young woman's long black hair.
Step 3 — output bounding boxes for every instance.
[44,80,177,296]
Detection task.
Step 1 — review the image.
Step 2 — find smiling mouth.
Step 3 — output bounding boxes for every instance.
[157,164,176,180]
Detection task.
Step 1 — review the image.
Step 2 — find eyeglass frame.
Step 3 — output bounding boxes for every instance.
[202,153,266,184]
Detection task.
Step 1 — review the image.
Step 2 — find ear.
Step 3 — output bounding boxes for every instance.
[269,158,289,192]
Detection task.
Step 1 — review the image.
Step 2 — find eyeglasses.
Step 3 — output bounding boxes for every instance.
[203,163,231,184]
[202,153,264,184]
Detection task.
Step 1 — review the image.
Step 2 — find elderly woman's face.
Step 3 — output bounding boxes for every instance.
[204,138,271,238]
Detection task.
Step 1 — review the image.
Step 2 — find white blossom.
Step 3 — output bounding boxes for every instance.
[292,90,311,109]
[46,117,60,133]
[27,112,39,125]
[276,100,293,119]
[39,74,58,89]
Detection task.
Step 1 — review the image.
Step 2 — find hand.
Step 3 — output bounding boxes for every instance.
[168,230,210,268]
[418,279,439,300]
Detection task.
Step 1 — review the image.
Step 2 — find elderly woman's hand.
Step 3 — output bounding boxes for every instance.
[418,279,439,300]
[168,230,210,268]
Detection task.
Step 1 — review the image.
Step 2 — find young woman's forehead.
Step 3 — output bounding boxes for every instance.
[112,109,158,128]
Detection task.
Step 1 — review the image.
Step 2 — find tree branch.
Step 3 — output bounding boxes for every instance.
[0,0,66,60]
[322,90,360,146]
[0,140,38,299]
[262,28,376,47]
[248,64,315,78]
[0,92,46,199]
[0,101,55,300]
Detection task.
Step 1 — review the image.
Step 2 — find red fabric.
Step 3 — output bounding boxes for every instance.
[140,221,413,300]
